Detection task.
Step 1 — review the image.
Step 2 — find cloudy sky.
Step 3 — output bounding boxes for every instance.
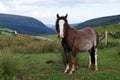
[0,0,120,25]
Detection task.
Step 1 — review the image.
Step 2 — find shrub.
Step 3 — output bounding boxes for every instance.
[98,42,106,49]
[107,42,118,48]
[117,42,120,56]
[0,53,20,80]
[112,32,120,38]
[98,41,118,49]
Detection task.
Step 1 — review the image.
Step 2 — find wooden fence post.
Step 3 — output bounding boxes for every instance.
[105,30,108,45]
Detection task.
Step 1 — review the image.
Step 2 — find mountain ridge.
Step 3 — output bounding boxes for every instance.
[76,14,120,29]
[0,13,55,35]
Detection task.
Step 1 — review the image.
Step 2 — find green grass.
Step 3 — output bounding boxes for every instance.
[0,46,120,80]
[40,34,58,40]
[0,24,120,80]
[1,31,12,36]
[0,26,14,36]
[95,24,120,34]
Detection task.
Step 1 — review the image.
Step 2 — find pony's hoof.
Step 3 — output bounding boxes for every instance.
[64,71,67,74]
[64,69,69,74]
[95,68,98,71]
[88,64,91,69]
[69,71,73,75]
[95,66,98,71]
[69,71,74,75]
[88,66,91,69]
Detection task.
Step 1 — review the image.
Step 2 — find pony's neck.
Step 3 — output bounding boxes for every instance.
[64,23,76,37]
[66,22,75,30]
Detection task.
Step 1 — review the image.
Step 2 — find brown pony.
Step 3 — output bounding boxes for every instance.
[56,14,99,74]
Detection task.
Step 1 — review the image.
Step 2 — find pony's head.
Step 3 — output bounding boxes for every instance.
[56,14,68,38]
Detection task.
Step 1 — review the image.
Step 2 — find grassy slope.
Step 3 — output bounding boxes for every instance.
[95,24,120,34]
[0,24,120,80]
[0,26,13,36]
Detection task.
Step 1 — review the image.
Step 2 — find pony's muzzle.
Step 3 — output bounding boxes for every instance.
[59,34,64,38]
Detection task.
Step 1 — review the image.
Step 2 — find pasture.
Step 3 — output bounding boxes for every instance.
[0,24,120,80]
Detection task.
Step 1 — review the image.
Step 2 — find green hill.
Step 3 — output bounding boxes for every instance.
[95,24,120,33]
[76,14,120,29]
[0,13,55,35]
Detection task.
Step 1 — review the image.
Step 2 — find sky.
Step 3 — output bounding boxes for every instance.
[0,0,120,25]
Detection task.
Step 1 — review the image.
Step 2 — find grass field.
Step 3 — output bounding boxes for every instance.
[95,24,120,33]
[0,24,120,80]
[0,47,120,80]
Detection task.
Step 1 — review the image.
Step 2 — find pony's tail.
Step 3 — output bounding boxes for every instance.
[90,46,95,64]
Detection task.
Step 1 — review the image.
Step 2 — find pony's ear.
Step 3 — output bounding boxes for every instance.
[57,14,59,18]
[65,14,68,18]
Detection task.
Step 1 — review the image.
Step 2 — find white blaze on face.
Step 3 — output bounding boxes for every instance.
[58,20,65,38]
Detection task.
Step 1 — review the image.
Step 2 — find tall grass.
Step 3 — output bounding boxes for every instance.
[0,52,21,80]
[98,41,118,49]
[117,42,120,56]
[0,34,62,54]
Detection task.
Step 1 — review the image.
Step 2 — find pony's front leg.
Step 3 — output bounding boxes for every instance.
[64,63,69,73]
[69,51,76,75]
[64,51,70,73]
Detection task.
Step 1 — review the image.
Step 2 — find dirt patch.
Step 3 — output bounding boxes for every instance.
[46,60,55,64]
[17,72,33,80]
[75,65,80,70]
[87,68,118,73]
[104,69,118,73]
[40,69,52,76]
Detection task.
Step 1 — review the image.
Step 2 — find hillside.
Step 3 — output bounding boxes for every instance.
[0,24,120,79]
[76,14,120,29]
[0,25,14,36]
[0,13,55,35]
[95,24,120,33]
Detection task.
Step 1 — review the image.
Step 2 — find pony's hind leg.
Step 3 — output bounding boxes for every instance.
[89,46,98,71]
[88,47,95,69]
[95,48,98,71]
